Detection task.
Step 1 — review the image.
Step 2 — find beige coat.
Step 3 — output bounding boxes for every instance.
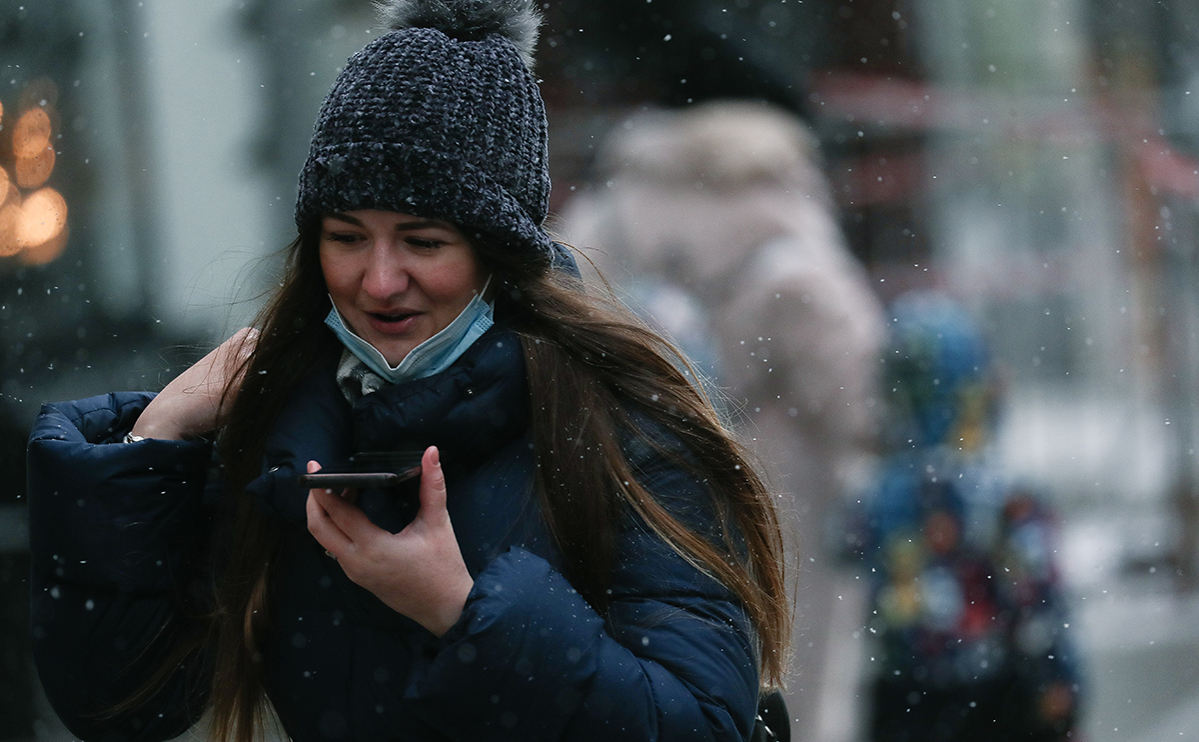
[558,101,886,742]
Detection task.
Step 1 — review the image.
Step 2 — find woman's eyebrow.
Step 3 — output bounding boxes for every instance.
[324,213,450,231]
[325,212,364,227]
[395,219,452,232]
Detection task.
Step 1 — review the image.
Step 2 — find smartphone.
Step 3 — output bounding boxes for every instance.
[296,449,423,490]
[299,470,415,489]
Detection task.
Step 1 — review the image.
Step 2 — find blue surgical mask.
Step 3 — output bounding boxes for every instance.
[324,277,494,385]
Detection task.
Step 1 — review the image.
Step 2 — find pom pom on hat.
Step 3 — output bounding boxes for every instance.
[374,0,542,68]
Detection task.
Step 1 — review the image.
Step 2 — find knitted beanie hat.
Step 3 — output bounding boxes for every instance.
[295,0,553,258]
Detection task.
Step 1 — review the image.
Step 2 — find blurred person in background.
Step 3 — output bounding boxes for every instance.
[24,2,793,741]
[559,100,887,742]
[838,291,1082,742]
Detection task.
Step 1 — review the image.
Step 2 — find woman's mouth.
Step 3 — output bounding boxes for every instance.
[367,311,420,333]
[371,311,414,322]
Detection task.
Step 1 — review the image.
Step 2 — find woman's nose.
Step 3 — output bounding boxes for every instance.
[361,244,410,298]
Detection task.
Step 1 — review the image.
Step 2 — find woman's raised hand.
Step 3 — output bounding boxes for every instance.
[305,446,474,637]
[131,327,259,441]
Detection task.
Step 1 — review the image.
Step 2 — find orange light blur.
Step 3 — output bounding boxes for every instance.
[13,107,52,160]
[16,187,67,250]
[0,184,21,258]
[19,223,68,266]
[15,145,55,189]
[1,78,69,265]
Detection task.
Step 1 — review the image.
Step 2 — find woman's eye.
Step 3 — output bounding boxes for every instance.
[324,232,361,244]
[407,237,443,249]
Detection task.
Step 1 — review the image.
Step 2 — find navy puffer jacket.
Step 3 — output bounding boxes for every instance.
[28,326,760,742]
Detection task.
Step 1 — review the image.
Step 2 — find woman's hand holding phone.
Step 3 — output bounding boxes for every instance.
[304,446,474,637]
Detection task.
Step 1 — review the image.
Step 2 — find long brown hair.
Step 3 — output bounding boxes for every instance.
[184,227,789,741]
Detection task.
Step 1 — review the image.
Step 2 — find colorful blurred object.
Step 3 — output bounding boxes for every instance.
[841,291,1083,742]
[0,77,69,267]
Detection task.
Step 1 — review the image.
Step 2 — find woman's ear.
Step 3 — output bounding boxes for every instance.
[550,242,582,279]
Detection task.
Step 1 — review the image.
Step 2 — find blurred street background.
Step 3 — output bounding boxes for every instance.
[3,1,1199,740]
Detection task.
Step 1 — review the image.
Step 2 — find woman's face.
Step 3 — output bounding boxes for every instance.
[319,209,486,366]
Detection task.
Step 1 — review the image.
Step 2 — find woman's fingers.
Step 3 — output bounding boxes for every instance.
[304,449,472,636]
[306,460,357,558]
[416,446,448,523]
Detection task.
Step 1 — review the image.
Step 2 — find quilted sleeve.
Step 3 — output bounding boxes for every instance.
[27,392,217,741]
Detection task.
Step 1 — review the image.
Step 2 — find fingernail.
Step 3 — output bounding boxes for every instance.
[431,446,440,467]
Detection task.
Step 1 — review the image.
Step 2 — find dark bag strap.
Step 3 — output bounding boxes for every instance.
[752,690,790,742]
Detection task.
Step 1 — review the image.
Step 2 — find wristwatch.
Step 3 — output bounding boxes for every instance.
[123,432,145,444]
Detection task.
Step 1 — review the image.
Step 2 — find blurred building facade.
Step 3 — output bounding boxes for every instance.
[2,1,1199,740]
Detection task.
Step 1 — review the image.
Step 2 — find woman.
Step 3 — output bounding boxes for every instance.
[26,2,790,741]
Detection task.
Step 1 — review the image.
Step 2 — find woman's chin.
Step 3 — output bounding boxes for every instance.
[361,321,427,364]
